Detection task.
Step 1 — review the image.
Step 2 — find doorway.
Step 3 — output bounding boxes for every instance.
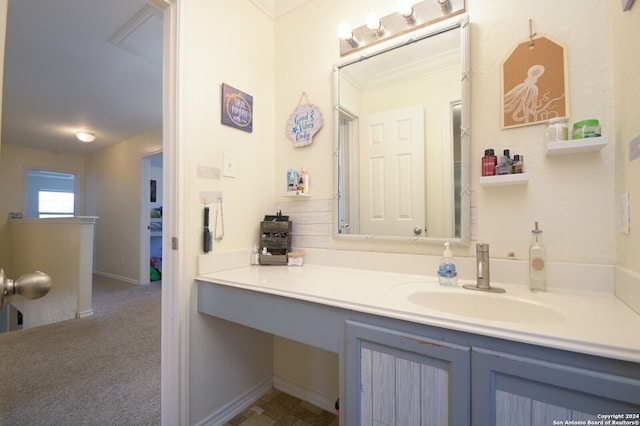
[141,152,163,285]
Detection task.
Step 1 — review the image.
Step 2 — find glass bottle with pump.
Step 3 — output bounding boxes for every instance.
[529,222,547,292]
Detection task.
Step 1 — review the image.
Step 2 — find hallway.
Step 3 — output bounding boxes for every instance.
[0,275,161,425]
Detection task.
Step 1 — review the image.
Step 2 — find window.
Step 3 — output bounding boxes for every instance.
[26,170,77,218]
[37,190,75,218]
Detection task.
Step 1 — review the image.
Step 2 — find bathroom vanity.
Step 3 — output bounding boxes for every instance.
[197,261,640,425]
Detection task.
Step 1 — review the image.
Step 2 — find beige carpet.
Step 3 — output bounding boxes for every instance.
[0,275,161,425]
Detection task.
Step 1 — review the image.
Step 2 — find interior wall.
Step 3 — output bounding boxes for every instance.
[0,0,6,160]
[178,1,278,423]
[85,128,162,283]
[610,1,640,276]
[0,144,85,275]
[275,0,615,265]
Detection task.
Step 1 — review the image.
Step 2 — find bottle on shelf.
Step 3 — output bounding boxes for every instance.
[299,168,309,194]
[481,149,497,176]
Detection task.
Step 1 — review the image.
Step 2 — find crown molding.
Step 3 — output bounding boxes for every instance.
[251,0,309,19]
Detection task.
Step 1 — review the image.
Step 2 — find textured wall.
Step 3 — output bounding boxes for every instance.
[276,0,616,265]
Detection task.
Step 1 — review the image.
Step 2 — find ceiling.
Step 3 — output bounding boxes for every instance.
[0,0,309,156]
[2,0,164,155]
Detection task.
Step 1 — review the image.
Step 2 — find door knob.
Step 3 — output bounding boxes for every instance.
[413,226,423,235]
[0,268,52,310]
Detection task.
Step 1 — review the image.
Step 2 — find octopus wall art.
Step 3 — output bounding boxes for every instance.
[502,36,568,128]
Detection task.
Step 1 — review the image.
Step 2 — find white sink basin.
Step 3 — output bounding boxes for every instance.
[407,291,565,324]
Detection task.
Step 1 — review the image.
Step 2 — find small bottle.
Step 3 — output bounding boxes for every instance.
[529,221,547,292]
[481,149,497,176]
[251,244,260,265]
[299,168,309,194]
[438,242,458,286]
[512,154,524,174]
[496,155,512,175]
[287,169,299,192]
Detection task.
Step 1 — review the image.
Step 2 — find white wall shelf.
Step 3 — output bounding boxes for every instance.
[281,191,310,198]
[546,136,606,156]
[480,172,529,187]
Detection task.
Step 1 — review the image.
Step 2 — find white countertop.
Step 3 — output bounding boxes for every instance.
[197,263,640,363]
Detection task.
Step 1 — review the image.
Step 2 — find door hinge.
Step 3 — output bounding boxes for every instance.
[171,237,178,250]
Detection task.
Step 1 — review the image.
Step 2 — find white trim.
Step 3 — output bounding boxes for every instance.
[92,270,140,286]
[250,0,309,19]
[154,0,188,425]
[273,375,336,414]
[194,379,272,426]
[77,309,94,318]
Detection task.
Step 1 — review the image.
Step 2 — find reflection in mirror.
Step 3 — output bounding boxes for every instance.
[334,15,470,245]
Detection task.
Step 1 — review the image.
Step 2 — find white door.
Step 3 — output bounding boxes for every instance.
[359,105,425,236]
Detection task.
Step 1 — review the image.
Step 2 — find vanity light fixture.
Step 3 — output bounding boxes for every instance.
[338,0,466,56]
[397,0,417,25]
[76,131,96,143]
[337,22,361,48]
[366,13,386,36]
[438,0,453,14]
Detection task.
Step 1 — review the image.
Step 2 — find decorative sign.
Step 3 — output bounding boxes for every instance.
[502,36,568,129]
[286,93,323,147]
[221,83,253,132]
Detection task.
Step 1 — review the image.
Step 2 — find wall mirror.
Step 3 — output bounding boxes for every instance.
[333,15,470,246]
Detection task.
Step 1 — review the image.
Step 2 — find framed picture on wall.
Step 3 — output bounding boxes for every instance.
[221,83,253,133]
[502,36,568,129]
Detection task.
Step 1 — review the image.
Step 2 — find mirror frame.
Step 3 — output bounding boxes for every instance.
[332,14,470,247]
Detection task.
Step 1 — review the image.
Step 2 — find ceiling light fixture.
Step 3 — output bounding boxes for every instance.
[76,131,96,143]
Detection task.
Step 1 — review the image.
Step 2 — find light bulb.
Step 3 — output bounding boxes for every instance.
[337,22,353,40]
[366,13,382,31]
[397,0,414,17]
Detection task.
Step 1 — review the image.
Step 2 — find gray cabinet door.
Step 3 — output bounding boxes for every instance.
[472,347,640,426]
[346,320,470,425]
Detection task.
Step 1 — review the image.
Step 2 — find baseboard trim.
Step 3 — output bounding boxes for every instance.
[273,375,336,414]
[92,270,140,285]
[195,379,272,426]
[615,265,640,315]
[77,309,94,318]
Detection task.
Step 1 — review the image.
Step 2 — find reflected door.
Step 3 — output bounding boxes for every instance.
[359,105,425,236]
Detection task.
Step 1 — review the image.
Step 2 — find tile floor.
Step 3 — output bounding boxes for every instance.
[223,389,339,426]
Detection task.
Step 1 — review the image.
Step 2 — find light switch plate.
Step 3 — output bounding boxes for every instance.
[223,152,237,178]
[629,135,640,162]
[617,193,630,235]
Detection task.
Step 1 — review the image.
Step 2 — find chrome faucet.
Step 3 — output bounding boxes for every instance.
[463,243,505,293]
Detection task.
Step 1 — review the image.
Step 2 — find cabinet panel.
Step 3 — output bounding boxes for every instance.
[347,320,470,426]
[473,348,640,426]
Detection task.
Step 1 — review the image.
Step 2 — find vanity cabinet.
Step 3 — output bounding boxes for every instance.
[197,277,640,426]
[345,317,640,426]
[346,320,471,425]
[472,348,640,425]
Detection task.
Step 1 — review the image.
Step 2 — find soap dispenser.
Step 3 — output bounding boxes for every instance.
[529,221,547,292]
[438,242,458,286]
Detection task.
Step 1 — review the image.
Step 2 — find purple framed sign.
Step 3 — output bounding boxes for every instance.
[221,83,253,132]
